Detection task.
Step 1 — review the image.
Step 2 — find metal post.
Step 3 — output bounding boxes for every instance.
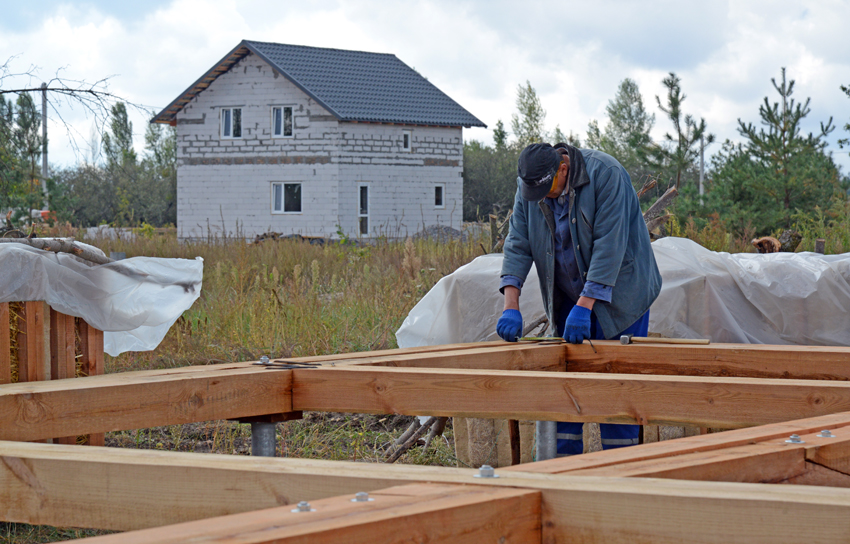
[535,420,557,461]
[41,82,49,209]
[251,422,276,457]
[699,134,705,205]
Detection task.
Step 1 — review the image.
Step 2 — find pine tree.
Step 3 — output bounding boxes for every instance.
[655,73,714,189]
[709,68,843,233]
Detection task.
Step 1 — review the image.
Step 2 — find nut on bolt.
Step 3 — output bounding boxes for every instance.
[260,355,270,365]
[474,464,499,478]
[291,501,314,513]
[785,434,805,444]
[351,491,374,502]
[818,430,836,438]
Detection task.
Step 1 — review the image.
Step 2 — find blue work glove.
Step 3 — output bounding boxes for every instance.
[564,305,591,344]
[496,309,523,342]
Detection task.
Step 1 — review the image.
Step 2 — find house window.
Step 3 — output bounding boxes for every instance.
[221,107,242,138]
[272,106,293,137]
[402,130,412,152]
[434,184,445,208]
[358,184,369,235]
[272,182,301,213]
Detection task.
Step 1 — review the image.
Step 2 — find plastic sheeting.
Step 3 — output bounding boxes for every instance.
[396,237,850,348]
[395,254,546,348]
[650,237,850,345]
[0,244,203,356]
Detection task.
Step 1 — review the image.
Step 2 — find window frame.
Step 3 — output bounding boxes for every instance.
[271,106,294,138]
[271,181,303,214]
[434,183,446,209]
[220,107,243,139]
[402,129,412,152]
[357,182,370,236]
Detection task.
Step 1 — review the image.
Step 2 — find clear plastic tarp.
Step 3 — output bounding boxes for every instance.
[396,237,850,347]
[0,243,203,356]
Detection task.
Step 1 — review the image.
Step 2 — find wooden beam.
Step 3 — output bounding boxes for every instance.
[74,484,541,544]
[0,366,293,442]
[507,411,850,475]
[0,303,10,385]
[78,318,104,378]
[4,440,850,543]
[566,340,850,380]
[292,366,850,428]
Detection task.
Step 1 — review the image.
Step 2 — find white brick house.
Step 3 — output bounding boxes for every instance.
[152,40,485,240]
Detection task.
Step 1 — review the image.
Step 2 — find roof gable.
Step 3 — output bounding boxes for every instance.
[153,40,486,128]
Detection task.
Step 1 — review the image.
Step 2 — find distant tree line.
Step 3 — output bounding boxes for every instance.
[464,69,850,238]
[0,98,176,228]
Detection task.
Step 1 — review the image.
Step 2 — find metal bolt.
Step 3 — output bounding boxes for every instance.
[291,501,313,513]
[474,464,499,478]
[818,430,836,438]
[785,434,805,444]
[351,491,374,502]
[260,355,270,365]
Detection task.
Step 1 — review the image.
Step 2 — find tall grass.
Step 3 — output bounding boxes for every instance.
[85,233,486,372]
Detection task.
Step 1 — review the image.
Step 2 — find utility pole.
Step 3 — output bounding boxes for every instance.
[41,82,49,209]
[699,134,705,205]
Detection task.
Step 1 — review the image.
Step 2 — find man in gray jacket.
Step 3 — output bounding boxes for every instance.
[497,142,661,456]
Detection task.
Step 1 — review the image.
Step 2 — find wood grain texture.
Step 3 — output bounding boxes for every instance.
[17,302,49,383]
[566,340,850,380]
[49,309,76,381]
[292,366,850,428]
[4,440,850,543]
[507,411,850,475]
[75,484,541,544]
[0,303,10,385]
[0,367,293,441]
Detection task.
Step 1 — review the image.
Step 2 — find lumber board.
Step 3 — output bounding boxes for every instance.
[0,302,9,384]
[17,301,49,383]
[566,340,850,380]
[506,411,850,475]
[292,366,850,428]
[78,318,104,378]
[780,462,850,488]
[4,441,850,543]
[0,367,293,442]
[49,309,76,381]
[75,484,541,544]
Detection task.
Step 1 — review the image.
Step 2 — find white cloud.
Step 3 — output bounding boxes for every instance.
[0,0,847,173]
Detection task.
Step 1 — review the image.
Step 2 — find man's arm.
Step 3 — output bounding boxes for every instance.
[503,285,520,311]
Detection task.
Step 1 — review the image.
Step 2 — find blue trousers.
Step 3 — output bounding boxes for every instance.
[555,307,649,456]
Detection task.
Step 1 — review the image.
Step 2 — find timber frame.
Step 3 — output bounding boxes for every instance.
[3,340,850,542]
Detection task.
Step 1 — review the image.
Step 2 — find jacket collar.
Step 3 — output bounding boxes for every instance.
[564,145,590,191]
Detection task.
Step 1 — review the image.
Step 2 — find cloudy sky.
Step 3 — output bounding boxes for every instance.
[2,0,849,172]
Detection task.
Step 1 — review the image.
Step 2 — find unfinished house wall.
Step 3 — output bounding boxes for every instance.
[337,124,463,239]
[175,52,340,240]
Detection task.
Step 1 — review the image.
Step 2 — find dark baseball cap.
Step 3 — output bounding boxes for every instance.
[517,143,561,201]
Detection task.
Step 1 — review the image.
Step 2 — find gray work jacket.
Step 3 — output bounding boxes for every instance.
[501,148,662,338]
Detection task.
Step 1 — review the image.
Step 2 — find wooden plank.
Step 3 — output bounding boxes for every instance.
[292,366,850,428]
[566,340,850,380]
[49,308,76,381]
[78,318,105,446]
[50,309,80,445]
[74,484,541,544]
[4,440,850,542]
[17,301,49,383]
[781,462,850,487]
[506,411,850,475]
[0,367,293,442]
[0,303,10,384]
[78,319,104,378]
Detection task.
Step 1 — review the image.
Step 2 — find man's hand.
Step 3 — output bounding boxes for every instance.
[564,305,591,344]
[497,309,523,342]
